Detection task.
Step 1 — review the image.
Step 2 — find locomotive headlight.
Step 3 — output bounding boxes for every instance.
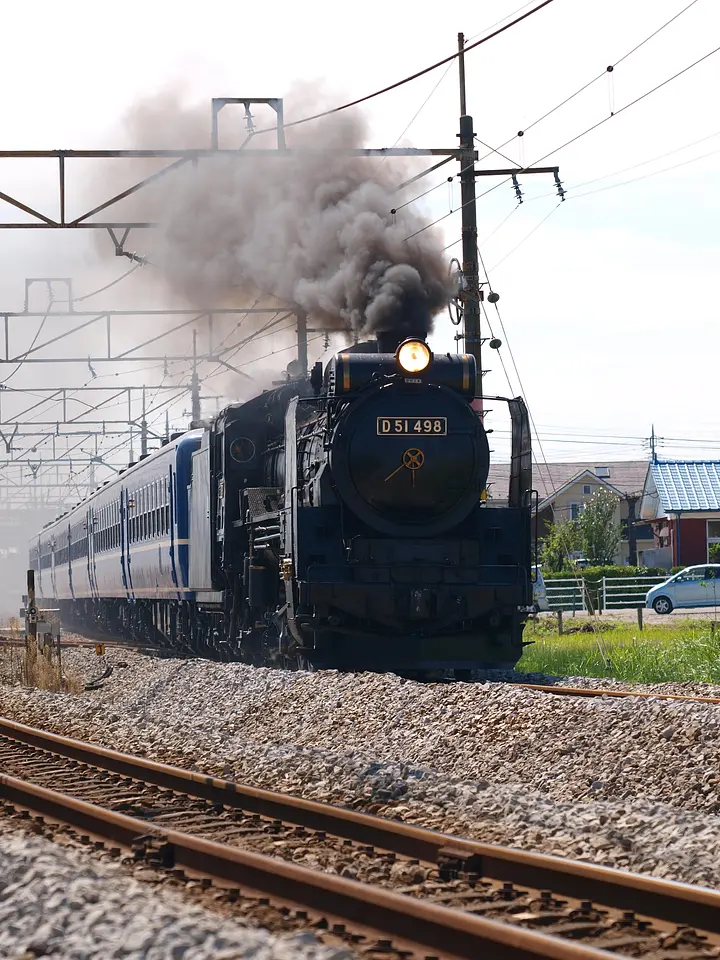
[396,339,432,374]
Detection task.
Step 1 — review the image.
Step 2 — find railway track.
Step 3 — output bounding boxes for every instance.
[0,718,718,959]
[504,682,720,706]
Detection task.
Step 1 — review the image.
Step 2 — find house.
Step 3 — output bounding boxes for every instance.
[639,460,720,570]
[486,460,655,565]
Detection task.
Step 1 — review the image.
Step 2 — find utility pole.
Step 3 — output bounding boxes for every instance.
[626,495,639,566]
[140,386,148,457]
[650,425,657,462]
[191,329,201,424]
[456,32,565,407]
[457,33,482,405]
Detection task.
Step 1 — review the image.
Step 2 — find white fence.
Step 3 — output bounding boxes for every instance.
[602,576,666,610]
[544,576,667,612]
[544,578,588,612]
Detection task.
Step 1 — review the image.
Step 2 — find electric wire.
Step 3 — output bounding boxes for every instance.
[70,263,144,303]
[475,0,705,165]
[442,40,720,268]
[530,40,720,168]
[570,142,720,198]
[478,247,610,651]
[0,301,54,386]
[248,0,556,138]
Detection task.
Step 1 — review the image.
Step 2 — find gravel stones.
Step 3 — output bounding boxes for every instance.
[0,827,354,959]
[1,646,720,889]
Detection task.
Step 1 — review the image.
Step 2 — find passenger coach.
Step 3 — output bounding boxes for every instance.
[30,430,203,641]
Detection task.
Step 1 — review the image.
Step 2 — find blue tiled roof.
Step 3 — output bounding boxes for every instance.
[652,461,720,512]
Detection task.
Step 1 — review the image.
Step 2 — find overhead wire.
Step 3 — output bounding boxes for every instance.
[475,0,705,165]
[570,142,720,199]
[488,203,563,271]
[0,300,55,386]
[530,40,720,168]
[248,0,557,137]
[446,37,720,271]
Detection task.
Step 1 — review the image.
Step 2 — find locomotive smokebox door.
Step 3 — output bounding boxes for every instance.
[330,380,490,537]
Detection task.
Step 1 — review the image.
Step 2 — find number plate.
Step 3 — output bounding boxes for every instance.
[377,417,447,436]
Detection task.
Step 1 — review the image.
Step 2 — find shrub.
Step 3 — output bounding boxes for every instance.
[544,565,665,581]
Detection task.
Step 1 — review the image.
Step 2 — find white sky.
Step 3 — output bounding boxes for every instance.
[0,0,718,477]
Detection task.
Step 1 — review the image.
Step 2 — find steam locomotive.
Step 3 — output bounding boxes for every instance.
[30,331,533,676]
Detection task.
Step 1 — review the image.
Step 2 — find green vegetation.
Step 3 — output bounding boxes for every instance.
[518,617,720,683]
[540,489,622,571]
[543,565,665,581]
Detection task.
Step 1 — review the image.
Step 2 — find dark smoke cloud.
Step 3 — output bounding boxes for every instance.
[108,88,451,341]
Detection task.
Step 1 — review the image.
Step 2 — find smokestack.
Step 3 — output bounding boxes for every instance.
[376,330,417,353]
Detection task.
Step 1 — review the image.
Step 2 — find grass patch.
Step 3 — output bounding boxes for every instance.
[518,618,720,683]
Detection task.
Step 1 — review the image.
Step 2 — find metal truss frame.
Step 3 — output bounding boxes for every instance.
[0,97,467,525]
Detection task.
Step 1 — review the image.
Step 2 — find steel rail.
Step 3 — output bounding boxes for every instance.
[510,683,720,706]
[0,771,614,960]
[0,716,718,935]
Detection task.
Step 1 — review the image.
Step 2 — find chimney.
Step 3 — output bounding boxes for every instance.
[376,330,424,354]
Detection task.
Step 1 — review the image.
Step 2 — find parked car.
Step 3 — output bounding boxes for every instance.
[646,565,720,614]
[532,565,550,613]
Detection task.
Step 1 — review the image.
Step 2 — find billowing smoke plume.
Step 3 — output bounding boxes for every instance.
[108,88,451,341]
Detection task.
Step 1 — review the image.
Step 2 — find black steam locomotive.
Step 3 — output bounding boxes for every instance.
[31,331,533,676]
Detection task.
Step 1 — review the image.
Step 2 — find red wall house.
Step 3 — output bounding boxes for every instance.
[651,517,711,566]
[641,462,720,570]
[670,518,709,566]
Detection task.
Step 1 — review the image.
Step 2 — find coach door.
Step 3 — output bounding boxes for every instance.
[50,533,57,599]
[87,508,97,599]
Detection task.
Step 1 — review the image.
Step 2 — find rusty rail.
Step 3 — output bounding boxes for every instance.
[512,683,720,706]
[0,771,617,960]
[0,716,718,937]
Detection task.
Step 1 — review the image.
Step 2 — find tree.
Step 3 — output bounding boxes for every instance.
[540,519,580,572]
[577,489,622,565]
